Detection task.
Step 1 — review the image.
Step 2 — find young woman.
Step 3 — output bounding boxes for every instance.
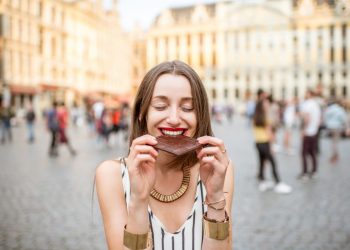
[95,61,234,250]
[253,99,292,194]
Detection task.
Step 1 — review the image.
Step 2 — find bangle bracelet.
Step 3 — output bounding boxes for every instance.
[207,203,226,210]
[205,197,225,205]
[204,197,226,210]
[123,225,151,250]
[203,211,230,240]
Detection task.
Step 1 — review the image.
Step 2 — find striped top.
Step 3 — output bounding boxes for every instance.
[120,158,207,250]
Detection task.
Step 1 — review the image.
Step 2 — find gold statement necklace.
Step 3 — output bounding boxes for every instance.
[150,167,191,203]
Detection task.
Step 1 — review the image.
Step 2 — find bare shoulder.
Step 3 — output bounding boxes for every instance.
[96,159,122,179]
[95,159,125,194]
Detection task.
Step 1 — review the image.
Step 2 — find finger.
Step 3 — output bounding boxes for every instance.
[130,135,157,150]
[200,155,217,165]
[197,146,222,160]
[133,145,158,158]
[197,136,225,152]
[135,154,157,164]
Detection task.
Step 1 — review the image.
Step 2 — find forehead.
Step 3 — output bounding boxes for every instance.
[153,74,192,97]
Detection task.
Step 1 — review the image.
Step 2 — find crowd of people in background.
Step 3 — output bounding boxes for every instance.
[0,97,131,159]
[1,84,350,192]
[244,84,350,194]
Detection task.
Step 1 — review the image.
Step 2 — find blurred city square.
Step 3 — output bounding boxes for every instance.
[1,0,350,249]
[1,117,350,250]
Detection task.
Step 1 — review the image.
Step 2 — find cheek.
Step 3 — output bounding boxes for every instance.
[184,113,197,128]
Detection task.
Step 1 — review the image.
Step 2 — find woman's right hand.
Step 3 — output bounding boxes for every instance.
[126,134,158,204]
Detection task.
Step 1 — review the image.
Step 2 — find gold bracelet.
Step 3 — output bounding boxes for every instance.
[123,225,151,250]
[203,211,230,240]
[204,197,226,210]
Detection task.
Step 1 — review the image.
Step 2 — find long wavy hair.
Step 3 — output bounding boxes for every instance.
[129,60,213,169]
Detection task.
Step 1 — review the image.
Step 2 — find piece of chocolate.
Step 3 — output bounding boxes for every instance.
[154,135,202,156]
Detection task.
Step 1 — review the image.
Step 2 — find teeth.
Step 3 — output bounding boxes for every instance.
[162,130,183,136]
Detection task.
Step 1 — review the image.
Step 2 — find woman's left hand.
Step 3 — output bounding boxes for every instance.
[197,136,230,200]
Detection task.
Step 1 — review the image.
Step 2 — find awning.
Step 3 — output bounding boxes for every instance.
[9,84,38,95]
[39,84,66,91]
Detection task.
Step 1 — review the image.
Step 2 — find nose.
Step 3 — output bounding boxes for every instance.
[166,106,180,125]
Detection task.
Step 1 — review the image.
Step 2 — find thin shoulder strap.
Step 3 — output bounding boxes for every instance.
[119,157,131,206]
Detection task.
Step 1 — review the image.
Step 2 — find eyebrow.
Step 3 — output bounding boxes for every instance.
[152,96,193,102]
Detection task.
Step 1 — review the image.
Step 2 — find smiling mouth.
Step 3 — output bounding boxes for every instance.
[159,128,187,136]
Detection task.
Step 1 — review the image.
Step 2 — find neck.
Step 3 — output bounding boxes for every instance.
[155,152,183,175]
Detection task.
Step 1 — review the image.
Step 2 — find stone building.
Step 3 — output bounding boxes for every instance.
[0,0,132,111]
[146,0,350,106]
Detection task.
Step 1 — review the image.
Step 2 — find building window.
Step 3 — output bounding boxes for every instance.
[330,85,336,96]
[235,88,240,99]
[245,30,250,50]
[212,51,216,67]
[318,71,323,82]
[342,23,347,64]
[306,72,311,79]
[224,88,228,99]
[281,86,286,99]
[212,89,217,100]
[164,37,168,60]
[199,33,204,67]
[294,86,298,97]
[342,86,347,98]
[330,25,334,63]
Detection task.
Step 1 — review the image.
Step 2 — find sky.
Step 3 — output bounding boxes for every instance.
[116,0,218,31]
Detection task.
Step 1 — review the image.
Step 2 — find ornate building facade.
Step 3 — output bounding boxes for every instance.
[146,0,350,105]
[0,0,132,110]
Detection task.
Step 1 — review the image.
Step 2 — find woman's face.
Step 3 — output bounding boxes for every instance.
[146,74,197,137]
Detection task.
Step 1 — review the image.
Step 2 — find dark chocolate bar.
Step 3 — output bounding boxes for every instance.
[155,135,202,156]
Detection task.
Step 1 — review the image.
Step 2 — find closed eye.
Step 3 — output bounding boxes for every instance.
[181,106,194,112]
[153,105,167,111]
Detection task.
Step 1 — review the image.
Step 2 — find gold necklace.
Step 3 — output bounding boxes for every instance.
[150,167,191,203]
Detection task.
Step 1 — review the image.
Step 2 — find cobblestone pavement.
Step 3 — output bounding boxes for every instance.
[0,117,349,250]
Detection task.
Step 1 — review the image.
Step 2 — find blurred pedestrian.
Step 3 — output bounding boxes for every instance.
[0,106,14,144]
[225,104,234,123]
[267,95,281,152]
[253,99,292,194]
[314,83,326,154]
[299,89,321,180]
[283,98,297,155]
[324,98,349,164]
[57,102,76,156]
[25,102,36,143]
[46,101,59,157]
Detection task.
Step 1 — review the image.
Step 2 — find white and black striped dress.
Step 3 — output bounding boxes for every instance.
[120,159,207,250]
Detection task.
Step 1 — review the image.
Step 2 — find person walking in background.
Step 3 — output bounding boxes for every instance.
[46,102,59,157]
[57,102,76,156]
[283,98,297,155]
[299,89,321,180]
[324,98,349,164]
[314,83,326,154]
[25,102,36,143]
[0,106,14,144]
[267,95,281,153]
[253,99,292,194]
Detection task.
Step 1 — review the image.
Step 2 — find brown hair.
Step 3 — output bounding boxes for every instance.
[253,100,267,127]
[129,60,213,169]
